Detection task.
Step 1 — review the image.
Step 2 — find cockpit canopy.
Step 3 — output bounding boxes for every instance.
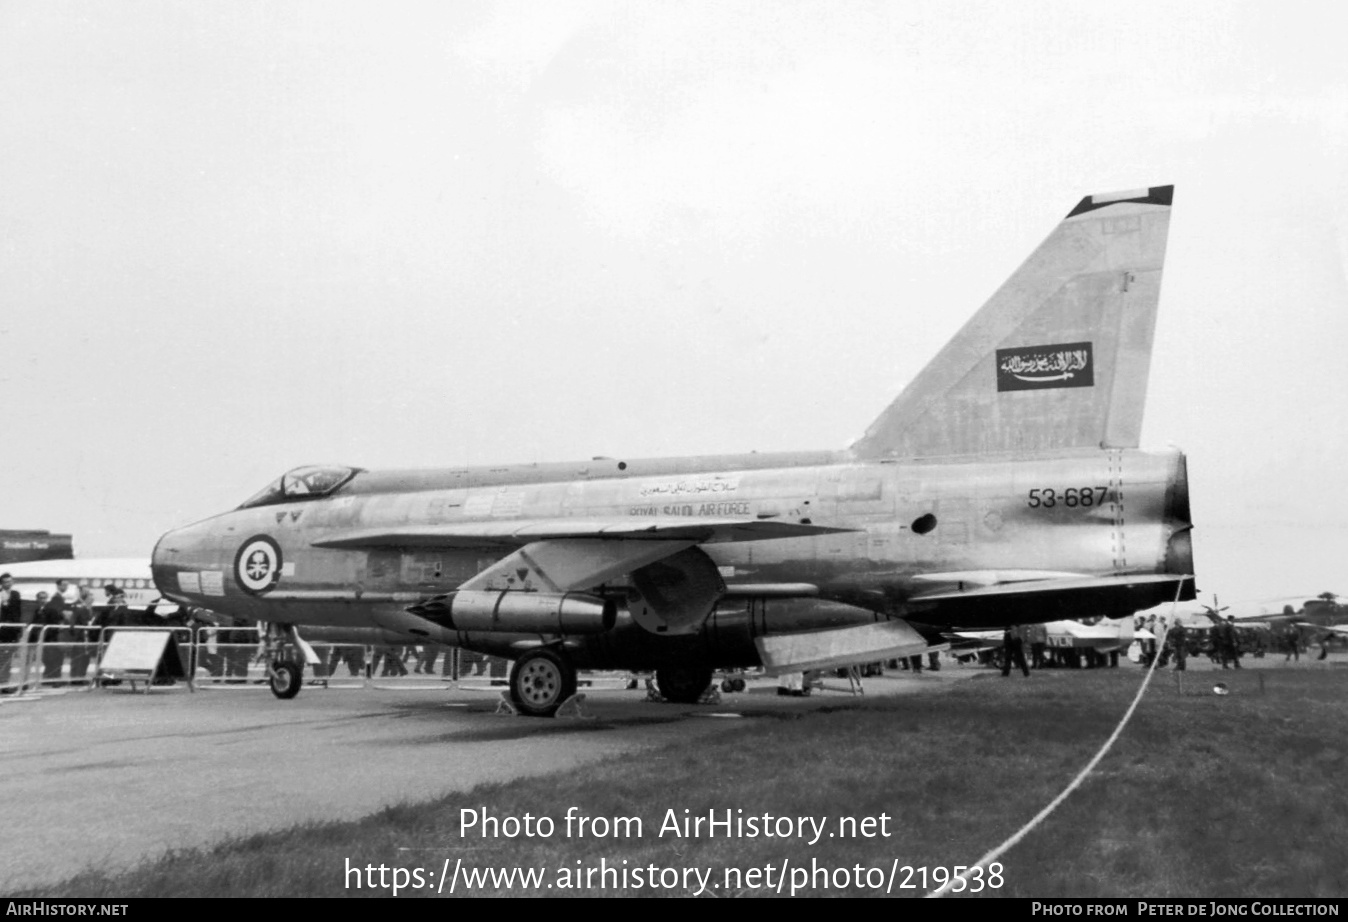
[238,465,361,509]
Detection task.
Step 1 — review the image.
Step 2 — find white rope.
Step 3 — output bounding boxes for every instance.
[926,582,1185,898]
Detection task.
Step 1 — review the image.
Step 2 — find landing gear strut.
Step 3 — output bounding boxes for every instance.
[656,666,713,704]
[262,623,314,700]
[509,648,577,717]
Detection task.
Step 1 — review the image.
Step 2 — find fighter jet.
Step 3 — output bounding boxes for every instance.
[152,185,1195,715]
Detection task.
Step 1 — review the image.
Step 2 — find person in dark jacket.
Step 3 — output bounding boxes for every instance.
[1001,625,1031,677]
[68,587,95,681]
[1166,621,1188,671]
[0,573,22,684]
[93,587,131,644]
[1219,616,1242,669]
[37,591,67,682]
[223,618,254,682]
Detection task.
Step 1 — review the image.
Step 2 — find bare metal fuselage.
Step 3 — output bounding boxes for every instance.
[153,445,1193,670]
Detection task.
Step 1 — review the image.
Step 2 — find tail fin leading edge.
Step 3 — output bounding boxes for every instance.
[850,185,1174,460]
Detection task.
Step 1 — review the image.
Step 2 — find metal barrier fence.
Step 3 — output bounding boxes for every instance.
[0,622,632,698]
[0,624,43,698]
[185,627,509,691]
[1,624,201,698]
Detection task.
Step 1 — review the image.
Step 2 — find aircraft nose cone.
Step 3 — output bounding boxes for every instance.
[151,528,181,596]
[152,522,214,599]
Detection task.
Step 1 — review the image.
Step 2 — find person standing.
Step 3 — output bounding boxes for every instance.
[95,586,131,636]
[36,591,67,682]
[223,617,253,682]
[68,587,95,682]
[1221,616,1243,669]
[54,578,79,608]
[1027,622,1048,668]
[1284,625,1301,662]
[416,644,438,675]
[0,573,21,685]
[1001,625,1031,677]
[388,646,409,676]
[1166,621,1188,671]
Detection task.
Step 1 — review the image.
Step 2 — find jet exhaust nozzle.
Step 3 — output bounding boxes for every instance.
[407,590,617,635]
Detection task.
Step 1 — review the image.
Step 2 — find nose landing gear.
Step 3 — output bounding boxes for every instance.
[261,623,318,700]
[268,660,303,699]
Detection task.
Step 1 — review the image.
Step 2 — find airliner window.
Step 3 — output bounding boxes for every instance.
[238,466,358,508]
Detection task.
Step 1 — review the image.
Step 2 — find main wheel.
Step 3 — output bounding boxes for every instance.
[509,648,577,717]
[655,666,713,704]
[269,661,302,699]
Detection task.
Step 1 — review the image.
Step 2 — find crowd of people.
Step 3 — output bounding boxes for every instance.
[1135,612,1325,670]
[313,644,501,681]
[0,574,505,690]
[0,573,144,686]
[984,613,1334,678]
[0,573,262,688]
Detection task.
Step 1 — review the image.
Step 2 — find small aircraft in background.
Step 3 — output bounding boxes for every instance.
[1240,593,1348,649]
[1143,593,1346,661]
[1189,593,1347,635]
[153,185,1195,715]
[0,529,74,565]
[950,617,1135,661]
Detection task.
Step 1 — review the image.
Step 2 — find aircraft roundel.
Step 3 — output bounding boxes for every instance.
[234,535,283,595]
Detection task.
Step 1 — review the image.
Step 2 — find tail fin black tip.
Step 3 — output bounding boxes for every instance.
[850,184,1176,460]
[1066,184,1174,219]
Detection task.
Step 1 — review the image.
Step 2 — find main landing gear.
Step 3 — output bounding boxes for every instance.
[655,666,713,704]
[506,654,716,716]
[509,648,578,718]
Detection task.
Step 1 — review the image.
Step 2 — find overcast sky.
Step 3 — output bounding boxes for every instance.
[2,1,1345,608]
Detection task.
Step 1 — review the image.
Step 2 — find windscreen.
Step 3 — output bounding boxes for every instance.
[237,465,358,508]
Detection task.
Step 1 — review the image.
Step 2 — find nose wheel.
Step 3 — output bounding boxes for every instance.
[269,661,302,699]
[509,648,577,717]
[260,622,312,700]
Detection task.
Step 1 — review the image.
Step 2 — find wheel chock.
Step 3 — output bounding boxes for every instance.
[555,693,592,720]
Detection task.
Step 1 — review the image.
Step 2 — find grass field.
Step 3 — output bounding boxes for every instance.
[35,662,1348,897]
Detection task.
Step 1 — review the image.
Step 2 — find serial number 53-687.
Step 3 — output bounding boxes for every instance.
[1027,486,1108,508]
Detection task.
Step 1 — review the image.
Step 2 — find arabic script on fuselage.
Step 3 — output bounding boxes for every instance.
[638,478,741,498]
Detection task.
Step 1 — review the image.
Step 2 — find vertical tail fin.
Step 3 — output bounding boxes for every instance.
[850,185,1174,459]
